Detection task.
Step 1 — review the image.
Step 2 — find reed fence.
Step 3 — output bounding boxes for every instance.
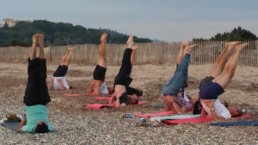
[0,41,257,66]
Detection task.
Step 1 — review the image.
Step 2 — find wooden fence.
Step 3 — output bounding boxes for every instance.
[0,41,257,66]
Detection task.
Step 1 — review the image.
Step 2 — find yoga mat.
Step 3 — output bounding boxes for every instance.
[136,101,146,105]
[86,104,115,110]
[95,96,111,101]
[95,97,146,104]
[162,114,251,125]
[64,93,88,97]
[86,101,146,110]
[134,111,176,118]
[1,119,20,132]
[239,114,252,118]
[162,117,213,125]
[210,120,258,127]
[150,114,201,122]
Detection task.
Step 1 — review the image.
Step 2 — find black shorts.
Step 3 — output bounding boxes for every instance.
[200,82,224,100]
[126,87,143,96]
[114,75,132,87]
[93,65,107,81]
[24,58,51,106]
[119,92,130,105]
[199,76,214,90]
[53,65,68,77]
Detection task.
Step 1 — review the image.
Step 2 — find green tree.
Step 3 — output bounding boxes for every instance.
[0,20,152,47]
[193,26,257,41]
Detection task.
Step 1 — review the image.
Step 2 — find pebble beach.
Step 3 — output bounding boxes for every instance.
[0,62,258,145]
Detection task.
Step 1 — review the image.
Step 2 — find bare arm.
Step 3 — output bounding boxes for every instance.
[18,115,27,132]
[200,108,208,118]
[109,93,124,107]
[88,81,95,95]
[48,79,54,90]
[172,101,186,114]
[115,97,121,107]
[201,100,224,119]
[109,93,116,104]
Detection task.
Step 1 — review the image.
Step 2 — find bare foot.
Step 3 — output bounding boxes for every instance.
[38,33,44,46]
[181,41,190,48]
[235,43,249,52]
[184,44,198,54]
[32,34,39,45]
[126,35,134,48]
[68,47,75,51]
[100,32,108,42]
[226,41,241,52]
[132,45,138,50]
[126,35,134,43]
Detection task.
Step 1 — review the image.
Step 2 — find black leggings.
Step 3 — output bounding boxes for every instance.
[114,48,132,86]
[23,58,51,106]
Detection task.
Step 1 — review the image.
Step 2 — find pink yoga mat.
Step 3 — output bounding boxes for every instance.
[95,96,111,101]
[134,111,176,118]
[64,93,88,97]
[162,117,213,125]
[239,114,251,118]
[95,97,146,104]
[86,104,116,110]
[162,114,251,125]
[86,101,146,110]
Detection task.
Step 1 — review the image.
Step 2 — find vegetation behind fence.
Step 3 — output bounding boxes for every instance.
[0,41,257,66]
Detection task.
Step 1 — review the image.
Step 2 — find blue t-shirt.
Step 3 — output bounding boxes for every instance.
[22,105,53,133]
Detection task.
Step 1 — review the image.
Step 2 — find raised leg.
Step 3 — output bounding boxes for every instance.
[63,48,74,67]
[176,41,188,64]
[38,34,45,59]
[30,34,38,60]
[126,35,134,48]
[208,42,240,77]
[97,32,107,68]
[212,43,249,88]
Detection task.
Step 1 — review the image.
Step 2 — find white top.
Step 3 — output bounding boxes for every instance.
[100,82,109,95]
[53,77,69,90]
[202,99,231,119]
[183,90,189,101]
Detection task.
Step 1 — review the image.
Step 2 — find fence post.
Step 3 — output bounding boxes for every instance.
[256,40,258,67]
[50,46,52,62]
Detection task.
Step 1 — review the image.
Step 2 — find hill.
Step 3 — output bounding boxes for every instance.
[0,20,152,47]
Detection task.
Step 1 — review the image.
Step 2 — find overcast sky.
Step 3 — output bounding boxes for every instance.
[0,0,257,42]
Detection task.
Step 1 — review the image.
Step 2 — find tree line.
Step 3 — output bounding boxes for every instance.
[0,20,257,47]
[0,20,152,47]
[193,26,257,41]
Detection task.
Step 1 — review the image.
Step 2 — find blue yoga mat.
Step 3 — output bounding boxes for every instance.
[210,120,258,127]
